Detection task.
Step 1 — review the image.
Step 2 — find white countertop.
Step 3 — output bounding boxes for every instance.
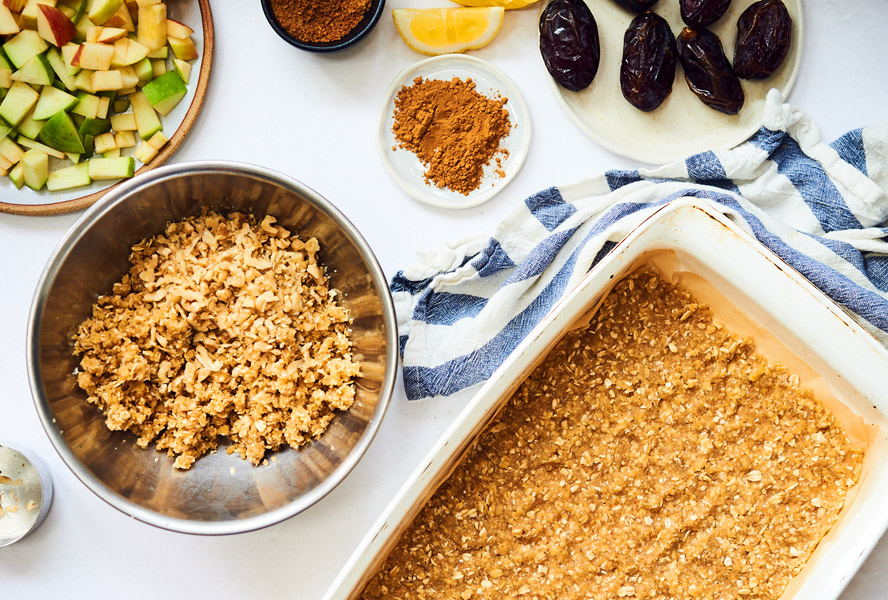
[1,1,886,598]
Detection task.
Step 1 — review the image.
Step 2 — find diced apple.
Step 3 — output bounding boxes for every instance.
[3,30,50,68]
[87,0,121,25]
[77,115,109,135]
[136,2,163,50]
[141,70,184,116]
[45,47,76,89]
[134,0,159,6]
[46,159,90,190]
[172,57,191,84]
[96,26,125,43]
[103,2,132,31]
[110,36,147,66]
[3,0,27,12]
[19,134,66,157]
[96,93,109,117]
[165,18,192,38]
[0,123,9,144]
[90,68,122,90]
[60,41,80,73]
[0,152,12,172]
[101,147,118,157]
[0,51,12,71]
[21,148,48,189]
[72,68,93,92]
[109,111,133,130]
[167,35,197,61]
[0,5,20,34]
[128,89,158,139]
[145,129,165,150]
[0,137,24,163]
[113,128,133,147]
[16,110,43,138]
[37,4,76,46]
[0,69,12,88]
[84,24,99,41]
[71,91,98,117]
[71,41,113,69]
[150,56,163,77]
[64,151,79,162]
[93,130,114,152]
[116,85,135,95]
[20,0,55,30]
[87,155,132,179]
[0,81,39,125]
[132,138,156,163]
[111,97,127,112]
[8,161,24,188]
[33,84,77,119]
[10,53,53,86]
[38,109,83,152]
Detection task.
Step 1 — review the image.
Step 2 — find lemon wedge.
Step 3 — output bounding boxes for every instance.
[450,0,539,8]
[392,7,505,56]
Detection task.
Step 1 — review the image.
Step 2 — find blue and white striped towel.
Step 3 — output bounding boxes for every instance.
[391,90,888,400]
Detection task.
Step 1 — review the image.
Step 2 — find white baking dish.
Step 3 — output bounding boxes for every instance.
[325,199,888,600]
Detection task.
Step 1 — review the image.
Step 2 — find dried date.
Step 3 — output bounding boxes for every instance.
[734,0,792,80]
[677,27,744,114]
[539,0,600,92]
[610,0,660,12]
[680,0,732,28]
[620,11,676,112]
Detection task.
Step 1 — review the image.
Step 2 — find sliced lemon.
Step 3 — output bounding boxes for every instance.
[450,0,540,9]
[392,7,505,56]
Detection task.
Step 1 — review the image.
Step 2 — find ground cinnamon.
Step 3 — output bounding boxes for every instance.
[392,76,512,196]
[269,0,371,44]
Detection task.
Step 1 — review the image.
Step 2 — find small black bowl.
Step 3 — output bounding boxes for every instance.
[261,0,386,53]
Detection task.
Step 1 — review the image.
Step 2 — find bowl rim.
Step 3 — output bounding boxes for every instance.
[26,160,399,535]
[259,0,386,53]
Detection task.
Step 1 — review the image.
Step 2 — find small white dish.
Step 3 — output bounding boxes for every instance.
[541,0,803,164]
[377,55,531,209]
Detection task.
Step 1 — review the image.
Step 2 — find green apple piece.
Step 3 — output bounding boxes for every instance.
[129,90,160,139]
[77,115,109,136]
[0,122,10,142]
[172,58,191,85]
[111,97,127,113]
[45,47,76,90]
[81,132,92,155]
[65,151,79,162]
[11,52,53,86]
[21,148,48,190]
[33,82,77,120]
[167,36,197,61]
[0,137,24,164]
[145,45,166,59]
[71,91,100,118]
[0,81,39,126]
[8,161,24,188]
[0,50,12,71]
[141,70,185,117]
[46,159,90,190]
[60,42,80,75]
[17,110,43,139]
[18,135,66,158]
[132,55,152,84]
[87,0,121,25]
[0,69,11,88]
[38,109,84,153]
[72,68,93,92]
[88,155,132,180]
[3,30,50,69]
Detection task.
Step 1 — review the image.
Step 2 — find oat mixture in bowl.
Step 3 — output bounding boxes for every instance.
[362,267,864,600]
[73,211,361,470]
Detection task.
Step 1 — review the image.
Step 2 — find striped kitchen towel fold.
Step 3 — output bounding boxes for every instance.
[391,89,888,400]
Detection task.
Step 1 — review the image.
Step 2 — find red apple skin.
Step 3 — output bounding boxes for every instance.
[3,0,26,13]
[70,44,84,67]
[38,5,78,47]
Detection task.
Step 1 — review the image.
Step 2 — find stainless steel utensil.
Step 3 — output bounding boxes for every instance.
[0,443,52,547]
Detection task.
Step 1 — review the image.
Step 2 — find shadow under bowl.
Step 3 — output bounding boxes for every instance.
[27,161,398,535]
[260,0,386,53]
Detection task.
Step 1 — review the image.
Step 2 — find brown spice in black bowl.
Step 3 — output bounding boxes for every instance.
[268,0,372,44]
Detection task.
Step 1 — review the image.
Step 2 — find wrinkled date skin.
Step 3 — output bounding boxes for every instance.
[611,0,660,12]
[677,27,744,114]
[734,0,792,79]
[620,11,676,111]
[539,0,600,92]
[680,0,732,28]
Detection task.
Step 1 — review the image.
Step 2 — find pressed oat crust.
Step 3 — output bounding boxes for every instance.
[362,267,863,600]
[73,211,361,470]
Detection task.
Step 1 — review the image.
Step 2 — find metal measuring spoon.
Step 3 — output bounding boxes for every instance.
[0,443,52,547]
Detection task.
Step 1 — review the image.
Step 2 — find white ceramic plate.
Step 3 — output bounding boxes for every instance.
[542,0,803,164]
[377,55,531,210]
[0,0,211,214]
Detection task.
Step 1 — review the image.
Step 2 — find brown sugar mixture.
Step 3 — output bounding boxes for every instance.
[73,212,361,470]
[268,0,371,44]
[362,268,863,600]
[393,77,511,196]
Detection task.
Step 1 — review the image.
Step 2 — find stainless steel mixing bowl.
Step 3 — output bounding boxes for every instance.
[27,162,398,535]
